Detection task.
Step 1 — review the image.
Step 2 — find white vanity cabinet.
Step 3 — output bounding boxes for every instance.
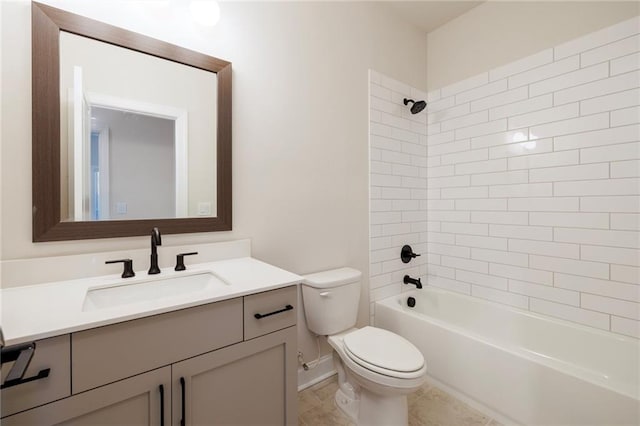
[1,285,298,425]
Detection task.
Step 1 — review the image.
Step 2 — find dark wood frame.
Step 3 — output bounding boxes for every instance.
[32,2,232,242]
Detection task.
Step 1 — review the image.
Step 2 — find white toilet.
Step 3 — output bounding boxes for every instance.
[302,267,426,426]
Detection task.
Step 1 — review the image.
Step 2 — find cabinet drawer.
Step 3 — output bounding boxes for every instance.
[1,335,71,418]
[72,298,243,393]
[244,286,297,340]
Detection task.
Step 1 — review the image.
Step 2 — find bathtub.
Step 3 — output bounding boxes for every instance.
[375,287,640,425]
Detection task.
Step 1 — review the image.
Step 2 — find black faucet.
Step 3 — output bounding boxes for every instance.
[148,227,162,275]
[404,275,422,289]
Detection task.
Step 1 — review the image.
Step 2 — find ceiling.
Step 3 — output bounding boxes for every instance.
[381,1,484,33]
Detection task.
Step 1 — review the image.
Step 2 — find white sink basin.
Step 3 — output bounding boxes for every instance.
[82,272,228,311]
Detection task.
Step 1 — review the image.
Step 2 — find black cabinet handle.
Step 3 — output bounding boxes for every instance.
[158,384,165,426]
[1,368,50,389]
[254,304,293,319]
[180,377,186,426]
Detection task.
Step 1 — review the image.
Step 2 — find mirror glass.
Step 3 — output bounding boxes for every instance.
[59,31,217,221]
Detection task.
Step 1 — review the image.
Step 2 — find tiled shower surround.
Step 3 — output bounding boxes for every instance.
[369,17,640,338]
[368,70,428,322]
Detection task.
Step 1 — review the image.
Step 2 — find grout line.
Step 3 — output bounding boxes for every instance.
[372,134,431,148]
[505,65,637,105]
[566,32,640,58]
[427,97,637,144]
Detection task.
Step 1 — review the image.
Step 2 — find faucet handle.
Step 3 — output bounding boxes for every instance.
[401,245,421,263]
[175,252,198,271]
[106,259,135,278]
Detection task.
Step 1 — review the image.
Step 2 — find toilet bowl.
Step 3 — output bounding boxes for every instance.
[302,268,426,425]
[329,327,427,425]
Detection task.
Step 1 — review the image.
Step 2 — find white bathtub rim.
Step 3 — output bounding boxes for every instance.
[376,287,640,401]
[389,286,638,345]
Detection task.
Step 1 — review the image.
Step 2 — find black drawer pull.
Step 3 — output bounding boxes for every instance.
[254,304,293,319]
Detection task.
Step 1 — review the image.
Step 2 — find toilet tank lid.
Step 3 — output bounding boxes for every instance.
[303,267,362,288]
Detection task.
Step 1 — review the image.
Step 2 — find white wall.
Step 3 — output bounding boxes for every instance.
[425,17,640,338]
[368,70,428,322]
[104,109,176,220]
[0,0,427,363]
[427,1,640,90]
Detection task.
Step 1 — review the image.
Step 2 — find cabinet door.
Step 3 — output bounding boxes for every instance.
[173,326,297,426]
[3,366,170,426]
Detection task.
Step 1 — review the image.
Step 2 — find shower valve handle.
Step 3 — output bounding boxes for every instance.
[401,245,421,263]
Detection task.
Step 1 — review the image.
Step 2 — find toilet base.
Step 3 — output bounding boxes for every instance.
[333,386,409,426]
[358,390,408,426]
[335,387,359,423]
[332,350,410,426]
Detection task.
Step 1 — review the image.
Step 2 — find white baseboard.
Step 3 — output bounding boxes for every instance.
[297,354,336,392]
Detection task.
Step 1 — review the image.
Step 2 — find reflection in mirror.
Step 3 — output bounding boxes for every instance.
[59,31,217,222]
[88,107,176,220]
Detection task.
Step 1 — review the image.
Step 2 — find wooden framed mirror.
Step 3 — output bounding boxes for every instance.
[32,1,231,242]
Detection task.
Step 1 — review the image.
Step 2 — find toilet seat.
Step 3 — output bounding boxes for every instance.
[341,327,425,380]
[329,327,426,392]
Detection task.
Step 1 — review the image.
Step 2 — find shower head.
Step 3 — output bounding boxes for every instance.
[403,98,427,114]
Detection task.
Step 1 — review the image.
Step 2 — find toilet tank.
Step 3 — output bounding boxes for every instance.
[302,267,362,336]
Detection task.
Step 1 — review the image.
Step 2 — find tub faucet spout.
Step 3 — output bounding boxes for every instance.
[403,275,422,289]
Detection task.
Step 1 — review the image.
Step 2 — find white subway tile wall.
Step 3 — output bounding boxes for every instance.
[422,16,640,339]
[369,19,640,337]
[369,70,428,324]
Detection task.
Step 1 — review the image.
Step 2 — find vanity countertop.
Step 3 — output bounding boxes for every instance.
[1,257,302,347]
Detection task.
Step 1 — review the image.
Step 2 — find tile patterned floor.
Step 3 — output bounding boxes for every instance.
[298,375,503,426]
